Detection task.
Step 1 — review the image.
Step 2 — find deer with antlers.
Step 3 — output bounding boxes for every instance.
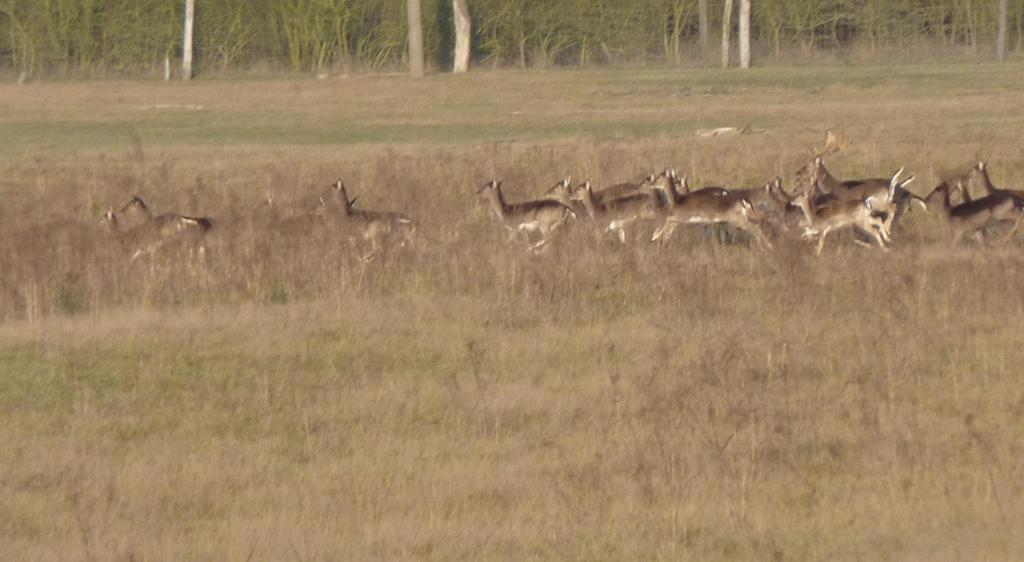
[315,179,416,261]
[101,195,214,263]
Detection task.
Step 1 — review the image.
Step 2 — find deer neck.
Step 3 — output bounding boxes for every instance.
[579,188,600,219]
[977,168,996,195]
[927,185,953,219]
[794,195,816,225]
[656,178,680,208]
[817,164,841,193]
[482,187,510,220]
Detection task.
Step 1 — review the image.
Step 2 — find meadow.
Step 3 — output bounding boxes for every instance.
[2,65,1024,560]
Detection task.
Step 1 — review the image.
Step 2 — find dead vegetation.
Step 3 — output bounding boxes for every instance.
[3,71,1024,560]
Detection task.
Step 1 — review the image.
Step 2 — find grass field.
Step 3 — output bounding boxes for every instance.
[3,65,1024,560]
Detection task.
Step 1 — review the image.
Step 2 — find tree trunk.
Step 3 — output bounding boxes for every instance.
[721,0,734,68]
[739,0,751,68]
[453,0,471,73]
[406,0,425,78]
[997,0,1008,61]
[698,0,709,53]
[182,0,194,80]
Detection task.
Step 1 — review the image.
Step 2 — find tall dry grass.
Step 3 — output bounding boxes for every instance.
[3,71,1024,560]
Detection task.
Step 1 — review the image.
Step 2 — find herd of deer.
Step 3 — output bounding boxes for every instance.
[96,133,1022,263]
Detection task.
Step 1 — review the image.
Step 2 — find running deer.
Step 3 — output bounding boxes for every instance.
[924,180,1021,246]
[541,177,585,216]
[316,179,416,261]
[576,174,657,207]
[793,129,849,193]
[666,169,730,198]
[478,179,577,253]
[102,195,214,262]
[805,158,921,230]
[649,172,771,248]
[576,178,662,244]
[791,191,890,255]
[965,161,1024,204]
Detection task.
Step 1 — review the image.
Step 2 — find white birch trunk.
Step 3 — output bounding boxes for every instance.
[739,0,751,68]
[182,0,194,80]
[997,0,1008,61]
[453,0,471,73]
[698,0,709,53]
[407,0,425,78]
[721,0,734,68]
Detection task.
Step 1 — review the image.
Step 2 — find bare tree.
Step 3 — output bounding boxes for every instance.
[182,0,194,80]
[739,0,751,68]
[406,0,425,78]
[698,0,709,53]
[453,0,471,73]
[997,0,1008,61]
[721,0,734,67]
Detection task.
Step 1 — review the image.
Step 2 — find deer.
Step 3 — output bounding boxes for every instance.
[478,179,577,253]
[541,177,585,216]
[964,161,1024,205]
[576,174,657,207]
[805,157,920,217]
[791,190,891,255]
[102,195,214,263]
[924,180,1021,246]
[575,178,663,244]
[316,179,416,261]
[648,171,771,248]
[666,169,730,198]
[793,130,923,226]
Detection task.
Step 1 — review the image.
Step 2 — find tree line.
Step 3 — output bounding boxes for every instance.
[1,0,1020,76]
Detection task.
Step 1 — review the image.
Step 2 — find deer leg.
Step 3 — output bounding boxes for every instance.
[651,221,668,242]
[998,217,1021,246]
[654,220,681,243]
[740,219,772,249]
[867,224,888,251]
[816,228,831,256]
[530,232,552,253]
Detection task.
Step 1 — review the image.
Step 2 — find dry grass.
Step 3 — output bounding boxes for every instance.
[3,66,1024,560]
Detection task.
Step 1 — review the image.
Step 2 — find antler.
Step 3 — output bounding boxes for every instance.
[814,129,849,159]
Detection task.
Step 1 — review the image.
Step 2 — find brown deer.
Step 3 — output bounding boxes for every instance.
[103,195,214,263]
[316,179,416,261]
[791,191,890,255]
[578,174,657,207]
[965,161,1024,204]
[648,172,771,248]
[478,179,577,253]
[576,179,663,244]
[924,180,1021,246]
